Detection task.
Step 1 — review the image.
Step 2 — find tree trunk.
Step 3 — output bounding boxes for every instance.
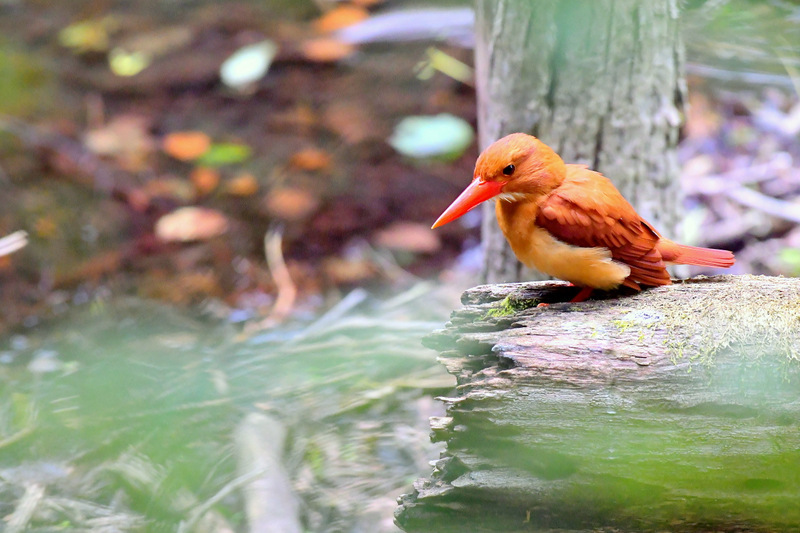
[476,0,685,283]
[395,275,800,532]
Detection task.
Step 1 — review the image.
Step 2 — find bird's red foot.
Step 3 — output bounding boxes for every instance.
[570,287,594,303]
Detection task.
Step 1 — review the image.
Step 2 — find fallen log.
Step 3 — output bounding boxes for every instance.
[396,275,800,533]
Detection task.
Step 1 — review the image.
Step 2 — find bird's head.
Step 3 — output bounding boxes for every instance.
[431,133,566,229]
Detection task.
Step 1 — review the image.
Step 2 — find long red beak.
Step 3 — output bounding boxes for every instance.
[431,179,505,229]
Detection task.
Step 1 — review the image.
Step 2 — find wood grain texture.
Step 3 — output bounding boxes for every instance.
[396,275,800,533]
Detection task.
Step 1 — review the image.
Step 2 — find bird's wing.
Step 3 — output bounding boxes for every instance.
[536,166,671,287]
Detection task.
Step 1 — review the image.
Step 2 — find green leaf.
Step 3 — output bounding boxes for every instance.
[779,247,800,274]
[197,142,252,166]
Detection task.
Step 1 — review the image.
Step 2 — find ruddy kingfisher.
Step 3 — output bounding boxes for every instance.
[432,133,734,301]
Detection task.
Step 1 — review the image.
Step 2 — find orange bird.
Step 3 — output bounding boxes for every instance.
[432,133,735,301]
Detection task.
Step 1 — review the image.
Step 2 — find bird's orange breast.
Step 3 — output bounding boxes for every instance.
[495,199,631,289]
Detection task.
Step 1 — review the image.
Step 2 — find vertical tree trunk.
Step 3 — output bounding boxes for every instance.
[475,0,685,283]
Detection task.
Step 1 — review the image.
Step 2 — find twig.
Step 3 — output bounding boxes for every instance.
[683,159,796,195]
[684,161,800,225]
[178,469,267,533]
[234,413,302,533]
[259,226,297,328]
[0,424,36,450]
[686,63,797,89]
[6,483,45,533]
[724,186,800,225]
[0,230,28,258]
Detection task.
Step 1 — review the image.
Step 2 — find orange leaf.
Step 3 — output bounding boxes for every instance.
[190,166,220,195]
[162,131,212,161]
[374,222,441,253]
[313,5,368,33]
[263,187,319,221]
[289,147,332,171]
[301,38,355,63]
[225,172,259,196]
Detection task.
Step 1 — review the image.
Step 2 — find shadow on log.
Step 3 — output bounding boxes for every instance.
[396,275,800,533]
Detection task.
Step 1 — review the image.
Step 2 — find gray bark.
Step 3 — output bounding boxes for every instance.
[476,0,685,283]
[396,275,800,532]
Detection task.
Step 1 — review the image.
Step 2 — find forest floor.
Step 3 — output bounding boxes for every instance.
[0,2,799,531]
[0,0,799,332]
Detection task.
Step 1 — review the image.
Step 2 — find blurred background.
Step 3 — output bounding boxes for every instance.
[0,0,799,531]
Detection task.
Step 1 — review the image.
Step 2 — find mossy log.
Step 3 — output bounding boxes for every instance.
[396,275,800,533]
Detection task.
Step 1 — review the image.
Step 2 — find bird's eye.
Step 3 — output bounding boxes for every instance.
[502,164,515,176]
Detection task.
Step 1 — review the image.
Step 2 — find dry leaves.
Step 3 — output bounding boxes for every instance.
[84,115,154,170]
[162,131,212,161]
[323,102,373,144]
[374,222,441,253]
[313,5,368,33]
[263,187,320,221]
[289,147,332,171]
[190,166,220,195]
[224,173,259,196]
[301,38,355,63]
[155,207,229,242]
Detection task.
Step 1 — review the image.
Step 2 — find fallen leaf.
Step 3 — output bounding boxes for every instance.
[220,40,278,89]
[108,47,150,77]
[263,187,320,221]
[323,102,372,144]
[271,103,317,133]
[84,115,154,170]
[198,142,252,166]
[58,16,118,53]
[225,172,259,196]
[301,38,355,63]
[143,177,196,202]
[163,131,212,161]
[190,166,220,195]
[289,147,332,171]
[374,222,441,253]
[388,113,473,160]
[416,47,474,85]
[155,207,229,242]
[313,6,369,33]
[33,216,58,239]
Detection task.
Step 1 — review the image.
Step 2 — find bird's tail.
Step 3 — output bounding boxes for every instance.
[658,240,735,268]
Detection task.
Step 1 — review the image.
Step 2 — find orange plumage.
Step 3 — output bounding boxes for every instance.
[432,133,734,297]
